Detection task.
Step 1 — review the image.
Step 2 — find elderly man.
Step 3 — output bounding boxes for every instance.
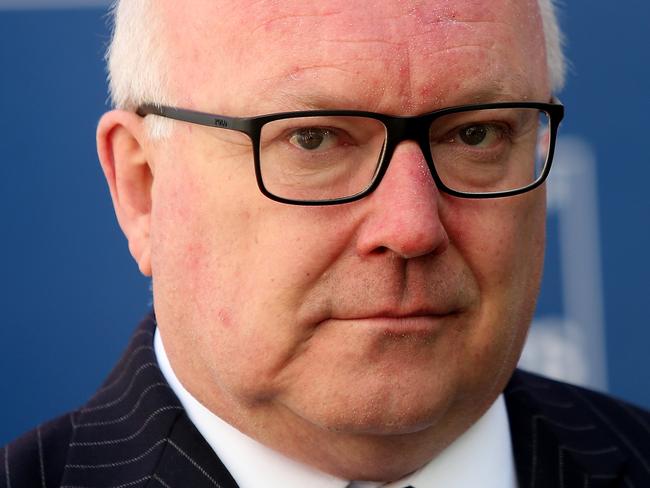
[3,0,649,487]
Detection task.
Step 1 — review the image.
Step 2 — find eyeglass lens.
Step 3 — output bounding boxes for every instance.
[258,108,551,201]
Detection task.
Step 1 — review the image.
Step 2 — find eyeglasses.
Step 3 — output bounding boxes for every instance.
[137,100,564,205]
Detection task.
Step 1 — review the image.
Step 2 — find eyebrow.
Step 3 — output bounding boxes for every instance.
[260,81,538,115]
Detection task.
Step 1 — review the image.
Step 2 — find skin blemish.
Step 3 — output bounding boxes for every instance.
[418,84,430,98]
[217,308,233,327]
[288,68,303,81]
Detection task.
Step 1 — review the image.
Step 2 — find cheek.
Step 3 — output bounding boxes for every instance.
[150,132,260,303]
[442,193,546,365]
[149,160,278,400]
[150,162,219,317]
[444,194,545,298]
[439,192,546,397]
[149,146,363,400]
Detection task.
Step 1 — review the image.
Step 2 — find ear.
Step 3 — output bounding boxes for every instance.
[97,110,154,277]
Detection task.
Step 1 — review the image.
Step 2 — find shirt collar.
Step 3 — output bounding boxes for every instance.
[155,328,517,488]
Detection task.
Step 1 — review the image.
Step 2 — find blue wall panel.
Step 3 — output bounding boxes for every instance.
[0,9,150,444]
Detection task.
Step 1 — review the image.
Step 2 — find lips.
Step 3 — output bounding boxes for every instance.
[332,305,460,321]
[323,306,461,339]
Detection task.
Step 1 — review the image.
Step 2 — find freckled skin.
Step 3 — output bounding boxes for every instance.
[143,0,549,481]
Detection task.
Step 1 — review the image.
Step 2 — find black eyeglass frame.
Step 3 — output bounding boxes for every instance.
[137,100,565,205]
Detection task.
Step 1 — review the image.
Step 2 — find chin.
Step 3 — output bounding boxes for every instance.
[294,378,458,437]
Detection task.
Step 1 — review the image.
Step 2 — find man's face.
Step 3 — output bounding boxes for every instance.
[150,0,548,471]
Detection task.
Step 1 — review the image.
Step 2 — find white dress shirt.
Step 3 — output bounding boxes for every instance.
[155,329,518,488]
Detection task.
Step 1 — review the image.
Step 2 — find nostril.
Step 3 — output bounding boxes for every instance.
[373,246,389,255]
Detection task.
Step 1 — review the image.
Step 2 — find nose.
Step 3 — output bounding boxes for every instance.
[355,142,449,259]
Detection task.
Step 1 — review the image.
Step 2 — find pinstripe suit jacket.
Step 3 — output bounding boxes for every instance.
[2,314,650,488]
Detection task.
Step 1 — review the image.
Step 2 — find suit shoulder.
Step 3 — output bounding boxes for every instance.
[507,370,650,446]
[1,411,76,488]
[509,369,650,417]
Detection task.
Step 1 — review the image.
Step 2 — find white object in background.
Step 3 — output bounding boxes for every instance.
[520,136,608,391]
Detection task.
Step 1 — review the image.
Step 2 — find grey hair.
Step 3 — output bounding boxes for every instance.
[106,0,566,137]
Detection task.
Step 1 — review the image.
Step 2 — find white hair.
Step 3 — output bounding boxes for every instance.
[538,0,567,92]
[106,0,566,138]
[106,0,173,138]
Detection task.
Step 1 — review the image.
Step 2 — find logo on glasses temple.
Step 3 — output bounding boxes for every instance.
[213,118,229,128]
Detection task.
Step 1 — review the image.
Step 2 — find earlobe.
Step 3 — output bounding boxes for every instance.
[97,110,154,277]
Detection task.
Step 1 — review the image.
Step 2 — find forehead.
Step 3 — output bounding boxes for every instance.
[160,0,548,114]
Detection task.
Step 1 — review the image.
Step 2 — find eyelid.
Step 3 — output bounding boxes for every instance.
[289,127,338,142]
[286,126,344,142]
[430,113,516,143]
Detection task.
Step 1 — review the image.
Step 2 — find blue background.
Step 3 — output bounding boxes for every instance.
[1,4,648,445]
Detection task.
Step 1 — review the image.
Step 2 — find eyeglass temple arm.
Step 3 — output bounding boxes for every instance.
[136,104,250,132]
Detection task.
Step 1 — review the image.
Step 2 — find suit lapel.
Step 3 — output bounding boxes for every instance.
[505,370,629,488]
[59,314,239,488]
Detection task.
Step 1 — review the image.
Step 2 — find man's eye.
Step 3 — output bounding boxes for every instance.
[289,128,338,151]
[457,124,505,148]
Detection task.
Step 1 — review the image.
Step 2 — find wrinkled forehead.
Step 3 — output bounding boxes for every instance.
[158,0,548,114]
